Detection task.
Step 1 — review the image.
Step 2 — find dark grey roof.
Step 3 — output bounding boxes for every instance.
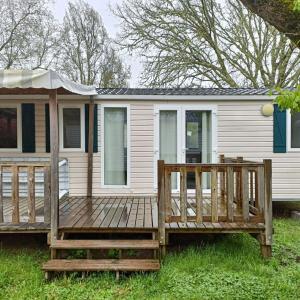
[97,87,272,96]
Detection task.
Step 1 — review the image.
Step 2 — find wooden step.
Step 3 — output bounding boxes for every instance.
[42,259,160,272]
[51,239,160,250]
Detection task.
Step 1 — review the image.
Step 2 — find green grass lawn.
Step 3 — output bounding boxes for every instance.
[0,219,299,300]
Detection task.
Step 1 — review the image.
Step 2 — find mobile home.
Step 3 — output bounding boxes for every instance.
[1,69,292,275]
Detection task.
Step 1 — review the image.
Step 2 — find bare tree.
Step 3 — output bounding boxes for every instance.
[0,0,59,69]
[115,0,300,88]
[59,0,130,87]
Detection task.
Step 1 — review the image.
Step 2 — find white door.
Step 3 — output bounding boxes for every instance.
[154,104,217,192]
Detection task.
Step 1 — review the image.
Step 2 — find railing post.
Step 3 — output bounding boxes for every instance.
[263,159,272,249]
[157,160,166,258]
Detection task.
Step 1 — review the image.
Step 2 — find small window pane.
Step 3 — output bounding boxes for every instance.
[291,112,300,148]
[104,107,127,185]
[0,108,18,148]
[63,108,81,148]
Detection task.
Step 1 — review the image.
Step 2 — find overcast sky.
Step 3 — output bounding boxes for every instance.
[51,0,142,87]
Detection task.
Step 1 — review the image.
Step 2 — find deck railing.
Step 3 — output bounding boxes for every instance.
[0,162,51,224]
[157,155,272,252]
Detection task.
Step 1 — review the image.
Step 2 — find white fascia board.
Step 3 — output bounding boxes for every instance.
[94,94,276,101]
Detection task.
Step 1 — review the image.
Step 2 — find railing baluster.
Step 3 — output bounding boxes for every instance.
[250,171,254,206]
[0,166,3,223]
[164,169,172,222]
[11,165,19,224]
[44,166,51,224]
[28,166,35,223]
[195,167,203,223]
[211,167,218,222]
[241,167,249,222]
[226,166,234,222]
[220,155,226,209]
[257,166,265,214]
[180,167,187,223]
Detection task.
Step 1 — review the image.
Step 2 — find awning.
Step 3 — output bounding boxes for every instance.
[0,69,97,96]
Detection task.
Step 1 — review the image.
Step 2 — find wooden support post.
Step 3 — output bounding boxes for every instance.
[87,97,94,199]
[226,166,234,222]
[0,166,3,223]
[12,165,19,224]
[179,167,187,223]
[49,89,59,244]
[195,167,203,223]
[27,166,36,223]
[157,160,166,259]
[44,166,51,224]
[263,159,272,248]
[211,167,218,222]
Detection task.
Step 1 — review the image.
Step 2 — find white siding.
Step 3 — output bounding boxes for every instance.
[35,102,45,152]
[218,102,300,200]
[1,98,299,200]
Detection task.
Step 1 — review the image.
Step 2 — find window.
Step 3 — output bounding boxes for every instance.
[290,112,300,149]
[0,105,20,150]
[103,106,128,186]
[59,105,84,151]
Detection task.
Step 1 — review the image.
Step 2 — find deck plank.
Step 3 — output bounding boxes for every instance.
[0,195,265,234]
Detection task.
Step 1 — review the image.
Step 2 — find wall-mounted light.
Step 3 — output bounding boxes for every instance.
[261,103,274,117]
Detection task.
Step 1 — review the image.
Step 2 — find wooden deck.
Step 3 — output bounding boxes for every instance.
[0,195,265,233]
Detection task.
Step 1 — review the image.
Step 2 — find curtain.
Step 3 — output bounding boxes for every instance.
[104,107,127,185]
[63,108,81,148]
[160,111,177,189]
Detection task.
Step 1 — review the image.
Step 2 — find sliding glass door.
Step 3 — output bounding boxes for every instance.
[155,105,216,191]
[104,107,128,186]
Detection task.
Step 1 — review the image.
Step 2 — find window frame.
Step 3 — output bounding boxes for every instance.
[101,103,130,189]
[0,103,22,152]
[59,104,85,152]
[287,109,300,152]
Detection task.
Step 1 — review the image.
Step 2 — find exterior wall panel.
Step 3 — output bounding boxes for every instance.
[0,98,299,200]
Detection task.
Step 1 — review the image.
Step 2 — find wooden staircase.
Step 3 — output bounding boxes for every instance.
[42,237,161,279]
